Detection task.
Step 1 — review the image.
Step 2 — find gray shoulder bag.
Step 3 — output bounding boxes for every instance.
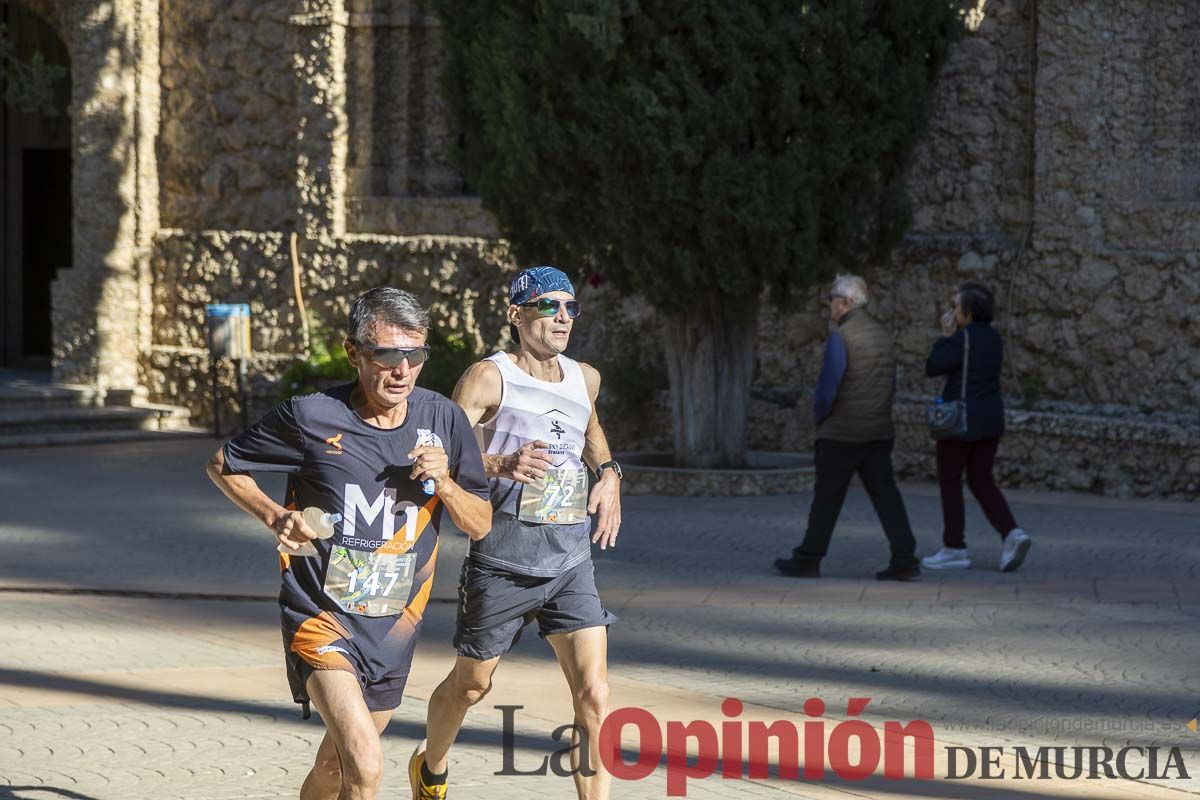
[925,327,969,440]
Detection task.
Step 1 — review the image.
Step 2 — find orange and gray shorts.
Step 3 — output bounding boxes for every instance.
[281,607,413,716]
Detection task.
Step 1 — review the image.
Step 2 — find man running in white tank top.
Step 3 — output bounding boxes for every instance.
[408,266,622,800]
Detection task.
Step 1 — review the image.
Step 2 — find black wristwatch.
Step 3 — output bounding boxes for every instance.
[596,460,623,480]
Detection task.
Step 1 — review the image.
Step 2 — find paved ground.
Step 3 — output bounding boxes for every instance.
[1,438,1198,799]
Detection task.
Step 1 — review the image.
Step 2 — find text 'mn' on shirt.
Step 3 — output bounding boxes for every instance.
[222,383,489,620]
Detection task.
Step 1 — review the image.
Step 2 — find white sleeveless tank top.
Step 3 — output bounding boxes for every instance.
[471,352,594,576]
[478,352,591,512]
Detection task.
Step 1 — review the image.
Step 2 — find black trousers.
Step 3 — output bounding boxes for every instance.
[795,438,918,569]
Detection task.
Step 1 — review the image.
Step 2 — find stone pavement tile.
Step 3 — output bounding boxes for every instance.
[624,587,715,608]
[1171,577,1200,606]
[0,595,280,683]
[859,580,941,603]
[4,441,1199,798]
[408,644,1192,800]
[597,586,638,613]
[705,586,787,607]
[0,577,276,600]
[780,580,866,605]
[0,665,286,708]
[4,602,1198,799]
[1015,579,1099,604]
[937,581,1020,603]
[1095,578,1180,604]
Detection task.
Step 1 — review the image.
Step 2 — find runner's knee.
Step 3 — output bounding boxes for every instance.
[574,678,609,719]
[310,752,342,786]
[340,745,384,790]
[453,671,493,706]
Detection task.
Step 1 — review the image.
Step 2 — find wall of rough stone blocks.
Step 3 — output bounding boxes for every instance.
[890,404,1200,500]
[555,0,1200,499]
[742,1,1200,488]
[159,0,298,231]
[134,0,1200,500]
[1020,2,1200,411]
[344,0,459,199]
[143,230,513,424]
[866,3,1194,409]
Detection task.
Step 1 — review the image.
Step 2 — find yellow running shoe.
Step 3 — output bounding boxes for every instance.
[408,740,448,800]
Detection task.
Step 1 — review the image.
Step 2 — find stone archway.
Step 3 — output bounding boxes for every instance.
[0,0,69,369]
[2,0,159,397]
[0,0,70,368]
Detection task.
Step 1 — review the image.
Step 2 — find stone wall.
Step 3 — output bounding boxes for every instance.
[1022,2,1200,411]
[134,0,1200,501]
[564,1,1200,500]
[159,0,298,231]
[342,0,480,235]
[344,0,460,198]
[907,0,1033,241]
[752,0,1200,414]
[143,229,512,425]
[745,0,1200,500]
[46,0,159,393]
[572,277,1200,500]
[892,402,1200,500]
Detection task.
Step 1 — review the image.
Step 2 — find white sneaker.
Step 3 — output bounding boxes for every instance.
[999,529,1032,572]
[921,547,971,570]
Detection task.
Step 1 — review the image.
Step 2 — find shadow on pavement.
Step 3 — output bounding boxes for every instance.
[0,665,552,755]
[4,439,1198,776]
[0,666,1145,800]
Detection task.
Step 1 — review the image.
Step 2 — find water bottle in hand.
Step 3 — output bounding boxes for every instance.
[278,507,341,557]
[415,429,441,496]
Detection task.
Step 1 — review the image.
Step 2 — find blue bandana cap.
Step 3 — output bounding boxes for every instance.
[509,266,575,305]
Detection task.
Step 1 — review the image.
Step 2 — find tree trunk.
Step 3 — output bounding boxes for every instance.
[662,292,758,468]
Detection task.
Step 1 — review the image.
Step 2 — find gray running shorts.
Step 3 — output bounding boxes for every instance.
[453,558,618,661]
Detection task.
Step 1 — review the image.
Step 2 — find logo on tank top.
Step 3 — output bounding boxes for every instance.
[325,433,344,455]
[539,409,569,440]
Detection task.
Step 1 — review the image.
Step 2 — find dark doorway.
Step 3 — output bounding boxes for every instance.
[1,2,71,369]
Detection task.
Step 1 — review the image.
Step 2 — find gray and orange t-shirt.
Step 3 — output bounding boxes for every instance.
[223,383,488,699]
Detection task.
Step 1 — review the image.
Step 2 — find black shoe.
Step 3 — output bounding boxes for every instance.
[875,564,922,581]
[774,556,821,578]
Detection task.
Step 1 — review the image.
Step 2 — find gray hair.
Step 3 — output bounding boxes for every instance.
[347,287,430,344]
[830,274,869,308]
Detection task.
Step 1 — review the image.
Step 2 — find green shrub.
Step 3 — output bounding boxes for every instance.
[275,322,482,401]
[276,325,357,400]
[420,327,484,398]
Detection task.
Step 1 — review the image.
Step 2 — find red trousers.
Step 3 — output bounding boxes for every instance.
[936,436,1019,549]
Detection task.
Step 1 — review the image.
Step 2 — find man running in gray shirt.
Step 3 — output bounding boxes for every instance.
[208,288,492,800]
[408,266,622,800]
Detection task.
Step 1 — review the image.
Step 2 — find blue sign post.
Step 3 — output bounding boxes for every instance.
[205,304,253,436]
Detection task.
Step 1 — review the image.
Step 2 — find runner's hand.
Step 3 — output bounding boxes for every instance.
[409,445,450,489]
[588,471,622,550]
[272,509,317,551]
[501,441,555,484]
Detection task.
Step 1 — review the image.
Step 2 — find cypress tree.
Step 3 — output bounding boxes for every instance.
[436,0,960,467]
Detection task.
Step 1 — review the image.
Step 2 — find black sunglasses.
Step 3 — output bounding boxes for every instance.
[350,341,431,368]
[519,298,582,318]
